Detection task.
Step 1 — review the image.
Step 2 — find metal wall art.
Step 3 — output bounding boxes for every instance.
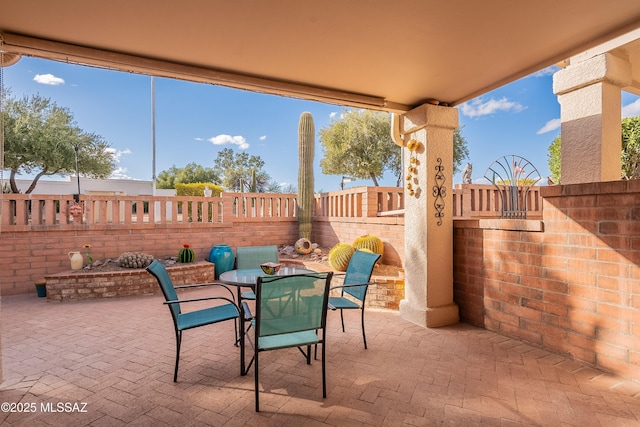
[432,157,446,226]
[483,155,540,219]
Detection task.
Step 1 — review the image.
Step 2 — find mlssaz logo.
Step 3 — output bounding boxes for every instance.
[40,402,88,413]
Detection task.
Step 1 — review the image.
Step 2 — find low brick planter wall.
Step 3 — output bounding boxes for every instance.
[43,259,404,308]
[282,258,404,310]
[44,261,215,302]
[368,275,404,310]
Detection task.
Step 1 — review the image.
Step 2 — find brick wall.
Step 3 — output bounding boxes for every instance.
[0,219,298,295]
[0,213,406,296]
[313,216,404,267]
[454,180,640,381]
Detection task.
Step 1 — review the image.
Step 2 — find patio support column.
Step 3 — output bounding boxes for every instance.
[398,103,459,328]
[553,53,631,184]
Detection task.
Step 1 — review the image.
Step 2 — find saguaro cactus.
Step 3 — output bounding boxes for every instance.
[298,112,315,240]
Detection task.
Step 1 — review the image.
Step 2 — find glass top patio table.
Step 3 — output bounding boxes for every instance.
[219,267,317,288]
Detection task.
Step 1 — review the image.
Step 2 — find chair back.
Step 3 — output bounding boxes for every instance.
[236,245,279,269]
[343,250,381,302]
[255,272,332,338]
[146,260,181,319]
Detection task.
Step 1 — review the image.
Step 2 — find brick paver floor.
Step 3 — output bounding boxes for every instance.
[1,288,640,426]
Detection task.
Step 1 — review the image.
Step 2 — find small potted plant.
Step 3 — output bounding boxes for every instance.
[178,244,195,263]
[84,244,93,269]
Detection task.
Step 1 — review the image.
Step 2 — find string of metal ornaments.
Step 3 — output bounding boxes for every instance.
[405,139,422,196]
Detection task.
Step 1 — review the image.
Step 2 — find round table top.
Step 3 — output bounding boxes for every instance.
[219,267,316,287]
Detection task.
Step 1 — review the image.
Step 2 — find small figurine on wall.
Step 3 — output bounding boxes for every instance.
[462,162,473,184]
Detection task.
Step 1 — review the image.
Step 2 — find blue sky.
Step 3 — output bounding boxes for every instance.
[4,56,640,191]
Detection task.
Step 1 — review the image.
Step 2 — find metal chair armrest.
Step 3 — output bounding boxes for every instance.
[241,301,254,321]
[329,281,374,291]
[163,296,238,311]
[174,281,236,302]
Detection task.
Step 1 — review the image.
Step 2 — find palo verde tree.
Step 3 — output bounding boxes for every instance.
[212,147,271,192]
[157,162,220,189]
[2,92,115,193]
[547,116,640,183]
[319,109,469,186]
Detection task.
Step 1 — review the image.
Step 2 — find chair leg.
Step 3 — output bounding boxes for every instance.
[321,340,326,398]
[174,330,182,382]
[233,317,239,347]
[361,308,367,349]
[340,309,345,332]
[254,350,260,412]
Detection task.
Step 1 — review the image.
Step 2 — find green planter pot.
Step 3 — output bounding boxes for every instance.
[35,280,47,297]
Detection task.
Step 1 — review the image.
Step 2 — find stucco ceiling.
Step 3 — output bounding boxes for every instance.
[2,1,640,112]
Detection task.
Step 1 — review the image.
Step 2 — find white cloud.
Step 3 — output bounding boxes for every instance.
[259,135,267,141]
[33,73,65,85]
[105,147,132,162]
[536,118,561,134]
[531,66,560,77]
[194,137,204,141]
[329,111,338,119]
[622,98,640,118]
[459,97,525,118]
[208,134,249,149]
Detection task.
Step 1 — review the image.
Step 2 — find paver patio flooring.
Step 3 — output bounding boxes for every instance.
[1,288,640,426]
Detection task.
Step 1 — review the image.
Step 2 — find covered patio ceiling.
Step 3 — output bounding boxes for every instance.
[1,1,640,112]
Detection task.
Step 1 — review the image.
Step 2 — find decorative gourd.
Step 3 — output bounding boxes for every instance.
[328,243,354,271]
[295,237,313,255]
[353,234,384,255]
[297,112,315,240]
[178,244,195,263]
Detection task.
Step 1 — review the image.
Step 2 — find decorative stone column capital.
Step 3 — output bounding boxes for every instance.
[401,103,459,135]
[553,52,632,96]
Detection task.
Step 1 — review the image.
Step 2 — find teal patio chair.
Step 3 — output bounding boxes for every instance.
[236,245,279,300]
[146,260,240,382]
[329,250,381,349]
[245,271,333,412]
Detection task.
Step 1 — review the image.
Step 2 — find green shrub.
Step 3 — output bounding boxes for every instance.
[175,183,223,197]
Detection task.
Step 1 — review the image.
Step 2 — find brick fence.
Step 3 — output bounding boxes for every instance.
[453,180,640,381]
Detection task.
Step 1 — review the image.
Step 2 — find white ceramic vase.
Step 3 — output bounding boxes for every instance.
[68,251,83,270]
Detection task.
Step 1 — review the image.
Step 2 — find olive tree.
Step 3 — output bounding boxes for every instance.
[3,93,115,193]
[319,109,469,186]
